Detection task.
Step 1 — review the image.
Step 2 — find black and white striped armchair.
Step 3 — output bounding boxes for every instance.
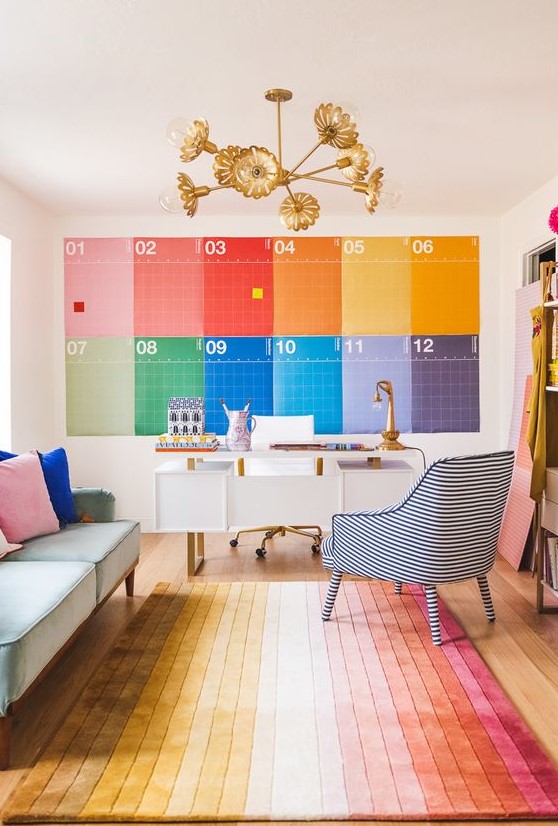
[321,451,514,645]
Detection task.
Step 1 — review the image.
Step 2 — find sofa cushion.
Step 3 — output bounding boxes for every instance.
[0,451,60,543]
[0,560,96,715]
[3,521,141,603]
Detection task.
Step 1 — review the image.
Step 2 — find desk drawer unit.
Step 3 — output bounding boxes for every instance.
[155,460,234,532]
[227,474,341,530]
[339,459,414,511]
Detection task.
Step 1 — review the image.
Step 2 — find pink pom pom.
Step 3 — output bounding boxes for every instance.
[549,205,558,235]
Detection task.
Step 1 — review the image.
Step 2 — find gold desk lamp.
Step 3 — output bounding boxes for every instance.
[373,379,405,451]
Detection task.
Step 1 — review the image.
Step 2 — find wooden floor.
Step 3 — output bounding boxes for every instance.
[2,531,558,826]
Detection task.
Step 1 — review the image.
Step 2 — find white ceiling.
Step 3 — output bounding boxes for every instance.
[2,0,558,220]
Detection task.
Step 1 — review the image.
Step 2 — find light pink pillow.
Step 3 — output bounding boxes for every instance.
[0,526,22,559]
[0,450,60,543]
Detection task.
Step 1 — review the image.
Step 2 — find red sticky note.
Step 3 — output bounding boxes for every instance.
[74,301,85,313]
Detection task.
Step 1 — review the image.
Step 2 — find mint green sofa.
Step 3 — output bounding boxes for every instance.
[0,488,140,769]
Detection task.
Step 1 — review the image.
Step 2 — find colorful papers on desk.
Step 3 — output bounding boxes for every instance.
[269,442,371,451]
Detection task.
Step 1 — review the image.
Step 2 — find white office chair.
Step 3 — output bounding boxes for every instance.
[229,414,323,557]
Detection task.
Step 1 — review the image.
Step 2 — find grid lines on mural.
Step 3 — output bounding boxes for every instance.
[203,261,274,336]
[273,262,343,335]
[65,336,134,435]
[343,363,412,434]
[134,361,204,436]
[66,362,135,435]
[133,336,204,435]
[204,361,273,434]
[134,260,204,337]
[411,359,479,432]
[273,362,343,433]
[64,236,480,436]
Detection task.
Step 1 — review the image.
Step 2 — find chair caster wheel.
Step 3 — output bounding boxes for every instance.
[311,544,321,553]
[229,539,239,547]
[256,548,267,558]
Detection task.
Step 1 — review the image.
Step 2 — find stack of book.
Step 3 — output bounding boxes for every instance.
[548,360,558,387]
[155,433,220,452]
[544,535,558,591]
[324,442,368,451]
[269,442,369,451]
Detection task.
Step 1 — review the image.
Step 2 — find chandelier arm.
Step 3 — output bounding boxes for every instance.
[284,139,327,180]
[206,183,235,193]
[288,174,353,187]
[276,100,284,172]
[289,161,346,178]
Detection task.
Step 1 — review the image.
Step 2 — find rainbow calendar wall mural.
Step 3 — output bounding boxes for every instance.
[64,235,480,436]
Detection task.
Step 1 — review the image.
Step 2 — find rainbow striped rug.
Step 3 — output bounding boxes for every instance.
[6,580,558,822]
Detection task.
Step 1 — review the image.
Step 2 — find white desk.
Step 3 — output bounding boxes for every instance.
[154,448,417,576]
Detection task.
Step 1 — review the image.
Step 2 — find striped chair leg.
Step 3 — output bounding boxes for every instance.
[322,570,343,621]
[424,585,442,645]
[477,574,496,622]
[394,581,402,595]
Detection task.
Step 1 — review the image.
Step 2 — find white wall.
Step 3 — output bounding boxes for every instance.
[499,174,558,441]
[54,212,502,529]
[0,234,12,446]
[0,178,56,451]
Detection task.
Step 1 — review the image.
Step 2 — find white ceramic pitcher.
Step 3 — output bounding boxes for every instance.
[220,399,257,450]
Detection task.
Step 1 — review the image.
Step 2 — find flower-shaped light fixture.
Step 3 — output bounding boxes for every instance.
[161,89,401,231]
[279,192,320,232]
[231,146,280,199]
[176,173,209,217]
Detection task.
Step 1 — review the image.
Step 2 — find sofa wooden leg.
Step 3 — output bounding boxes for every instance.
[0,715,11,770]
[125,569,135,597]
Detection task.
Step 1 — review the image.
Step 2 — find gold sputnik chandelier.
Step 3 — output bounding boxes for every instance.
[160,89,401,232]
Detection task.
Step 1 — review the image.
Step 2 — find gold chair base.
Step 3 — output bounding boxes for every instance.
[230,524,323,556]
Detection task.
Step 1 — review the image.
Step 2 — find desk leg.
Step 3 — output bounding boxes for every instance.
[186,531,205,577]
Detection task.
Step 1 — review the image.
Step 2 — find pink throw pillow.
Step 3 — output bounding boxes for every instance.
[0,526,22,559]
[0,450,60,543]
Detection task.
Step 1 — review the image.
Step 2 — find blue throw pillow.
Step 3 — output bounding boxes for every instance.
[0,447,78,526]
[37,448,78,526]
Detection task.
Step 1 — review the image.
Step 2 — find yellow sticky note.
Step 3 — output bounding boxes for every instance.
[252,287,264,299]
